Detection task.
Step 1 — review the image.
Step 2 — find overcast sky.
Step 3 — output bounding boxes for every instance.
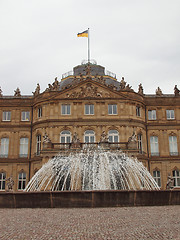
[0,0,180,95]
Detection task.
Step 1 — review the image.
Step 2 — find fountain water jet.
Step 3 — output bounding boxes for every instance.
[25,148,159,192]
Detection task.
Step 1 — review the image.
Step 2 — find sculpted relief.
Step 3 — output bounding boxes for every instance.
[66,83,111,98]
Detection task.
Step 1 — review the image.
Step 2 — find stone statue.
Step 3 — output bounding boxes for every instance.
[14,87,21,97]
[100,131,109,143]
[138,83,144,95]
[128,131,137,150]
[120,77,126,90]
[33,83,40,96]
[156,87,163,96]
[174,85,180,96]
[6,176,14,191]
[43,133,51,143]
[0,87,2,97]
[52,77,59,90]
[72,132,80,143]
[166,175,174,189]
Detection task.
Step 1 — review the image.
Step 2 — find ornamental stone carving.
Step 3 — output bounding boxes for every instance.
[66,83,110,98]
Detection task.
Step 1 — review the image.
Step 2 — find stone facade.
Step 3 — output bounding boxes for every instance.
[0,63,180,191]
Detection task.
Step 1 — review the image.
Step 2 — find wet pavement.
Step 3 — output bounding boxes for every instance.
[0,206,180,240]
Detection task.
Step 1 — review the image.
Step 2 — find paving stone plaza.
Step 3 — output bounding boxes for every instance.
[1,206,180,240]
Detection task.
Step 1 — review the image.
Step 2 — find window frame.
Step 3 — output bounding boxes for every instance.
[108,104,117,115]
[36,135,41,155]
[148,110,156,120]
[137,134,143,153]
[19,137,29,158]
[0,137,9,158]
[2,111,11,121]
[37,107,42,118]
[85,104,94,115]
[166,110,175,120]
[60,130,71,143]
[150,136,159,156]
[0,172,6,190]
[172,170,180,187]
[61,104,71,115]
[21,111,30,121]
[169,135,178,156]
[84,130,95,143]
[153,170,161,187]
[108,130,119,143]
[136,106,141,117]
[18,172,26,190]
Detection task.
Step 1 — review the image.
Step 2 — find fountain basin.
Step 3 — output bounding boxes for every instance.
[0,190,180,208]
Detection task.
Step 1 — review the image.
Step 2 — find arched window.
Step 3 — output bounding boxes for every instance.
[0,172,6,190]
[60,131,71,143]
[84,130,95,143]
[172,170,180,187]
[19,138,29,157]
[18,172,26,190]
[0,138,9,158]
[169,136,178,156]
[108,130,119,142]
[36,135,41,155]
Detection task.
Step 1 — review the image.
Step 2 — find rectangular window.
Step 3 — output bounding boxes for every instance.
[2,111,11,121]
[85,104,94,115]
[108,104,117,115]
[150,136,159,156]
[38,107,42,118]
[137,134,143,153]
[136,106,141,117]
[36,135,41,155]
[173,170,180,187]
[166,110,175,120]
[61,104,71,115]
[148,110,156,120]
[19,138,29,157]
[18,172,26,190]
[169,136,178,156]
[153,170,161,187]
[0,172,6,190]
[0,138,9,158]
[21,111,30,121]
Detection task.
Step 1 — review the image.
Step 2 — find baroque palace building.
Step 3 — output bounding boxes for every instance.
[0,61,180,192]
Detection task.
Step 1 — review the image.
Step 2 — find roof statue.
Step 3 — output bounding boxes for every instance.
[33,83,40,96]
[14,87,21,97]
[138,83,144,95]
[174,85,180,96]
[0,87,2,97]
[119,77,126,90]
[156,87,163,96]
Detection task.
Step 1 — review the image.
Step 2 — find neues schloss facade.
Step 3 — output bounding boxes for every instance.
[0,62,180,191]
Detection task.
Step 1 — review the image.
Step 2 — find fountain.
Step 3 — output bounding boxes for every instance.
[25,148,159,192]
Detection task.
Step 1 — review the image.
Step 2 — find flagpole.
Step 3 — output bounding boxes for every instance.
[88,28,90,63]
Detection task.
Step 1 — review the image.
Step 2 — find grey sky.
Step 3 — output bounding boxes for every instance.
[0,0,180,95]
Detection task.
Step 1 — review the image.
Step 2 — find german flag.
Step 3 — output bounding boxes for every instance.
[77,30,88,37]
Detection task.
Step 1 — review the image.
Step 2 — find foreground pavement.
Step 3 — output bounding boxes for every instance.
[0,206,180,240]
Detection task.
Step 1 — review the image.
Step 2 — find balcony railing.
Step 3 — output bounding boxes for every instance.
[170,152,178,156]
[0,154,8,158]
[43,141,138,152]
